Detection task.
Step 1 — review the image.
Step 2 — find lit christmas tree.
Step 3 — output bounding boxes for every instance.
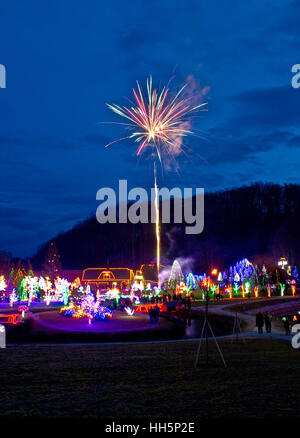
[43,242,62,281]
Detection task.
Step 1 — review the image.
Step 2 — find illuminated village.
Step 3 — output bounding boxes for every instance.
[0,240,298,329]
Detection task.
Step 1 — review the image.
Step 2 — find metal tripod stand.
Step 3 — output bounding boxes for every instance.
[231,311,246,343]
[194,291,227,368]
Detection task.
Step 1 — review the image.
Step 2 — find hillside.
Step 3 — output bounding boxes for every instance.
[31,183,300,272]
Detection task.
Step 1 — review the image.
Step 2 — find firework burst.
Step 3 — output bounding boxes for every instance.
[106,76,207,163]
[106,76,207,285]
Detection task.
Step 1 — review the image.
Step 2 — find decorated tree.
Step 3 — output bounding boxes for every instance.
[43,242,62,281]
[292,266,299,280]
[18,277,28,301]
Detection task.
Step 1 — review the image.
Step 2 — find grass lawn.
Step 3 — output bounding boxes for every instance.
[1,339,300,418]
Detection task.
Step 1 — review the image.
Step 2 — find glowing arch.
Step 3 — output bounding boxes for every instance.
[168,260,183,287]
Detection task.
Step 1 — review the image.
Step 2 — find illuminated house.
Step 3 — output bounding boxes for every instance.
[82,268,134,289]
[82,264,165,290]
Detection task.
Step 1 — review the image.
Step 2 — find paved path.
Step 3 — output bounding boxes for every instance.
[194,298,300,339]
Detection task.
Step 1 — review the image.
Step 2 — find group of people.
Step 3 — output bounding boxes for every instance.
[162,293,192,310]
[148,304,160,324]
[256,311,292,335]
[256,312,272,334]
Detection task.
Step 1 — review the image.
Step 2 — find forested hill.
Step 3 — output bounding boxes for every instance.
[32,183,300,272]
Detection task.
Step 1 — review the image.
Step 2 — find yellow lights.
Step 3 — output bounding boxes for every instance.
[278,257,288,269]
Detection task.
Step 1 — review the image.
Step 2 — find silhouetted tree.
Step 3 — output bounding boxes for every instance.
[43,242,62,280]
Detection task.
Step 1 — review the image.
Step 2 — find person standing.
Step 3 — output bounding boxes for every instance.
[264,312,272,333]
[256,312,264,334]
[187,296,191,311]
[283,317,291,335]
[148,307,153,324]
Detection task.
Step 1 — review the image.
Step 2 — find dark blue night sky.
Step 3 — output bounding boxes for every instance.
[1,0,300,257]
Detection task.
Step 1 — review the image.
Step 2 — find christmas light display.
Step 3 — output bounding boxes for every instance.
[61,292,113,322]
[125,307,135,316]
[0,275,7,292]
[54,277,70,305]
[280,283,285,297]
[9,289,17,307]
[27,276,39,305]
[186,273,197,290]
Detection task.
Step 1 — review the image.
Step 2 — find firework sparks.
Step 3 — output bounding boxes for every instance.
[106,76,207,162]
[154,161,160,277]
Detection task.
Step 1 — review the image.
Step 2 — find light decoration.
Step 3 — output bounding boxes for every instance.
[280,283,285,297]
[134,271,144,281]
[55,277,70,305]
[210,284,217,296]
[153,286,161,296]
[254,286,259,298]
[278,257,288,270]
[39,276,52,305]
[168,260,184,289]
[292,285,296,297]
[27,276,39,306]
[233,283,239,294]
[176,281,186,295]
[0,275,7,292]
[267,284,271,298]
[60,292,113,322]
[105,285,120,300]
[184,284,192,296]
[125,307,135,316]
[230,258,254,284]
[38,276,47,293]
[186,273,197,290]
[71,277,81,290]
[241,284,245,299]
[292,266,299,280]
[9,289,18,307]
[234,272,240,283]
[18,305,29,319]
[130,281,145,299]
[244,281,250,297]
[44,276,53,305]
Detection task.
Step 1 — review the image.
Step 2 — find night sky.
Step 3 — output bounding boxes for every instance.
[1,0,300,258]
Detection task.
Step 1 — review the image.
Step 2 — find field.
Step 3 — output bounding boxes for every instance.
[1,338,299,418]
